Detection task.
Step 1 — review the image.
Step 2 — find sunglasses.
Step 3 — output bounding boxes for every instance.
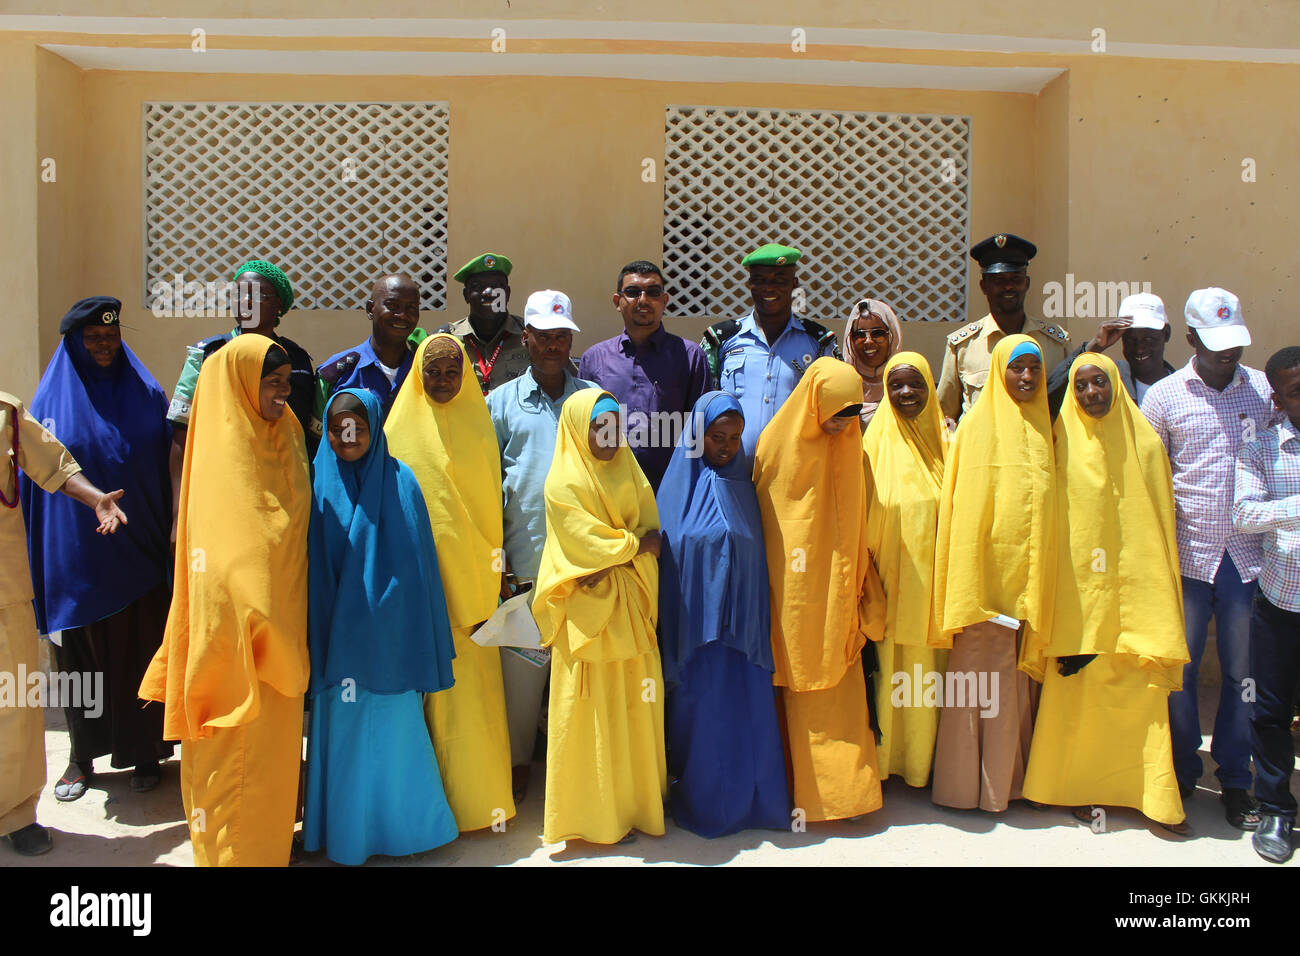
[620,286,665,299]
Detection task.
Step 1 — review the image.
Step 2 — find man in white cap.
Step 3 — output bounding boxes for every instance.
[1119,292,1178,406]
[486,290,596,802]
[1141,287,1274,830]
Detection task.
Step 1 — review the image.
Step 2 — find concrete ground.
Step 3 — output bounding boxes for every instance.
[5,639,1296,868]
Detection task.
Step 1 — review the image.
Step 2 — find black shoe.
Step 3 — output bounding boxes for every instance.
[5,823,53,856]
[130,762,162,793]
[1178,780,1196,800]
[1223,788,1262,831]
[1252,814,1294,863]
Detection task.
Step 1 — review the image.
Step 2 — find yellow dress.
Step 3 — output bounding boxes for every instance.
[386,334,515,833]
[138,334,311,866]
[754,358,886,822]
[1022,352,1188,824]
[930,334,1056,812]
[862,352,951,788]
[533,388,667,845]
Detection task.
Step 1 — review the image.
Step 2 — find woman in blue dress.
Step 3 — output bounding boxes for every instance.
[303,388,459,864]
[656,391,790,837]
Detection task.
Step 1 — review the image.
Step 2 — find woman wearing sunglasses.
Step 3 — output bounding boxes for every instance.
[842,299,902,430]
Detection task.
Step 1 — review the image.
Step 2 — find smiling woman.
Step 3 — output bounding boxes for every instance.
[21,295,174,808]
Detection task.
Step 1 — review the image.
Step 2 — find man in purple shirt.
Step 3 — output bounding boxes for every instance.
[578,260,709,490]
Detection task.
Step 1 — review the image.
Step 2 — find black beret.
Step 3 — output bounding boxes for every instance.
[970,234,1037,274]
[59,296,122,335]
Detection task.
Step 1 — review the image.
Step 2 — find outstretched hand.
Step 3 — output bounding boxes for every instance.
[94,489,128,535]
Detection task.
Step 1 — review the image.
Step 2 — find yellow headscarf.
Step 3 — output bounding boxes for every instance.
[1022,351,1188,685]
[754,357,886,692]
[932,333,1057,661]
[862,351,949,649]
[532,388,660,663]
[139,333,310,740]
[384,333,504,630]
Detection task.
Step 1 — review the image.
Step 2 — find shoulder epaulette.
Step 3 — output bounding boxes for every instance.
[702,318,741,349]
[196,333,232,359]
[319,352,360,388]
[1038,321,1070,345]
[798,317,838,355]
[946,321,982,347]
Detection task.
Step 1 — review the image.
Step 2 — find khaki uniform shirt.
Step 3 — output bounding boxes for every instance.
[0,392,81,608]
[936,314,1070,420]
[439,313,532,395]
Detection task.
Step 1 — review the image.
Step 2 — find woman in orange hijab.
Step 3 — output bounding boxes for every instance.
[139,334,310,866]
[754,357,886,823]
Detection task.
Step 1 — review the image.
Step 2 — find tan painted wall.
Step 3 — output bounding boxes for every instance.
[5,1,1298,51]
[1056,56,1299,372]
[0,37,41,397]
[35,48,86,377]
[7,25,1297,399]
[63,70,1036,392]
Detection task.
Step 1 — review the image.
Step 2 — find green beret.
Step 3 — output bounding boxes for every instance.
[231,259,294,318]
[742,243,802,268]
[453,252,513,284]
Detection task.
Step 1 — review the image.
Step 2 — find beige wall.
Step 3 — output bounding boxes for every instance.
[0,36,41,395]
[58,70,1037,393]
[1058,56,1299,371]
[5,20,1297,398]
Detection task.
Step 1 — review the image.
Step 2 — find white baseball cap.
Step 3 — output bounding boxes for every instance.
[523,290,580,333]
[1185,287,1250,351]
[1117,292,1168,331]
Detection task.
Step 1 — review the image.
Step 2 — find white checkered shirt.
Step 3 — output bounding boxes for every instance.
[1140,359,1272,584]
[1233,418,1300,611]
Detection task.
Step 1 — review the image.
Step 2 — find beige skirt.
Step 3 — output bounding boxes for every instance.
[931,619,1037,812]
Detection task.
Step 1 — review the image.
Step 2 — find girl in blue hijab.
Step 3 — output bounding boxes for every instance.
[302,388,459,864]
[22,296,174,800]
[656,391,790,837]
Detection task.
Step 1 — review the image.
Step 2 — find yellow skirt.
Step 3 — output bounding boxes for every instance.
[1023,653,1184,825]
[0,602,46,835]
[780,661,883,823]
[875,640,950,788]
[424,625,516,832]
[543,638,667,845]
[180,682,303,867]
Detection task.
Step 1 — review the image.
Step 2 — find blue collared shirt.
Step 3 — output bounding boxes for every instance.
[715,310,837,463]
[487,368,597,582]
[317,337,414,420]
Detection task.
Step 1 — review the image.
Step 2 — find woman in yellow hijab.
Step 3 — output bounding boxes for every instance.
[385,333,515,833]
[931,334,1055,813]
[1022,352,1189,830]
[862,352,950,788]
[754,357,886,823]
[139,334,310,866]
[533,389,667,846]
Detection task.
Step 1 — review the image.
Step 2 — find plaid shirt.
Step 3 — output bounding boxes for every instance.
[1233,418,1300,611]
[1140,358,1272,584]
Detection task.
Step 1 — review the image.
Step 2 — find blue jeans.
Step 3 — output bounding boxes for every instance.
[1170,552,1257,792]
[1250,592,1300,818]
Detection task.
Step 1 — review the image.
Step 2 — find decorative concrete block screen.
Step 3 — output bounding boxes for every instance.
[143,102,450,311]
[663,106,970,322]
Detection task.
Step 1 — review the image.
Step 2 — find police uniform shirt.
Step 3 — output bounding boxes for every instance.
[936,313,1070,420]
[715,310,838,465]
